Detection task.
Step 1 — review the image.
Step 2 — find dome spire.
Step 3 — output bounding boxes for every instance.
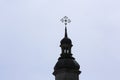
[53,17,81,80]
[65,27,68,37]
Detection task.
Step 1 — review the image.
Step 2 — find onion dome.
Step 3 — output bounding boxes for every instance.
[60,27,72,45]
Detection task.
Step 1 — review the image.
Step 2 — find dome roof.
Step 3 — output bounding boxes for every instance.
[60,37,72,45]
[60,27,72,45]
[54,59,80,70]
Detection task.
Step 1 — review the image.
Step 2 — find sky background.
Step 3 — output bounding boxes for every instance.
[0,0,120,80]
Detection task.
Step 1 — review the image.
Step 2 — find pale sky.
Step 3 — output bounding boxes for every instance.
[0,0,120,80]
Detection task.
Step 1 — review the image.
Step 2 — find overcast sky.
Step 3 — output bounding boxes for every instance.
[0,0,120,80]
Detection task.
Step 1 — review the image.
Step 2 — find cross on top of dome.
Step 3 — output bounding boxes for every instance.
[60,16,71,26]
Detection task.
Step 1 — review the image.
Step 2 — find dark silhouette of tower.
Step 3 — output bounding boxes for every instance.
[53,22,81,80]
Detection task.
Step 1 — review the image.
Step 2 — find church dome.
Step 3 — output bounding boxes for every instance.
[54,59,80,70]
[60,37,72,45]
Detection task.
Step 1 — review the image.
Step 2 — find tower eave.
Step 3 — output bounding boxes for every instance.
[53,69,81,76]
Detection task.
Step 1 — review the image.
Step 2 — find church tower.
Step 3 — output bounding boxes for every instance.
[53,16,81,80]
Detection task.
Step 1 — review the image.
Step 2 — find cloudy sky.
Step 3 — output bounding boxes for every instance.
[0,0,120,80]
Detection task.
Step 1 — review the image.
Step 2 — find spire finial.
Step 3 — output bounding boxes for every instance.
[60,16,71,37]
[60,16,71,26]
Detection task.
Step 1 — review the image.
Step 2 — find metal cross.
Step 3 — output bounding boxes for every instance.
[60,16,71,26]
